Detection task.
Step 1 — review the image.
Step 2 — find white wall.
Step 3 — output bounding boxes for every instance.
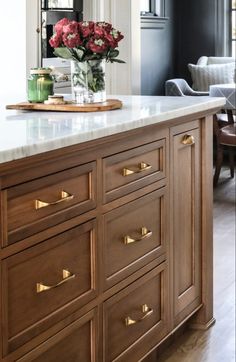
[103,0,141,95]
[26,0,41,75]
[84,0,141,95]
[0,1,27,97]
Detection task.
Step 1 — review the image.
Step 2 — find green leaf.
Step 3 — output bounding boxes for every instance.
[83,54,103,61]
[77,62,89,72]
[109,49,119,58]
[110,58,126,63]
[53,47,74,60]
[73,48,84,61]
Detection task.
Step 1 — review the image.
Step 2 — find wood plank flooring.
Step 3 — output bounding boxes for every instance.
[145,167,236,362]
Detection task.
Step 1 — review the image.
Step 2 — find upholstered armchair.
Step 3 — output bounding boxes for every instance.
[188,56,235,92]
[165,79,209,96]
[196,56,236,66]
[166,56,235,96]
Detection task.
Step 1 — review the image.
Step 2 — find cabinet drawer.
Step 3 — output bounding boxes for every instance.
[103,188,167,289]
[16,309,98,362]
[103,140,166,203]
[103,263,169,362]
[4,162,96,245]
[2,220,97,353]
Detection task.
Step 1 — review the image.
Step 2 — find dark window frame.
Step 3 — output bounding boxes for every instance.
[140,0,165,17]
[231,0,236,56]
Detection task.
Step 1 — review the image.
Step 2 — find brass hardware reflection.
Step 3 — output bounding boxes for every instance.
[123,162,152,176]
[181,134,195,145]
[35,190,74,210]
[125,304,154,326]
[124,227,153,245]
[36,269,75,293]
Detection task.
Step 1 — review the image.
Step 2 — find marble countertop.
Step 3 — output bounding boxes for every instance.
[0,95,225,164]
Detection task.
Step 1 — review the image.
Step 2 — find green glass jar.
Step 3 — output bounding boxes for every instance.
[28,68,54,103]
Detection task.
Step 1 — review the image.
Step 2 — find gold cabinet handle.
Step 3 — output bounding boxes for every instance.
[124,227,153,245]
[181,134,195,145]
[125,304,154,326]
[123,162,152,176]
[36,269,75,293]
[35,190,74,210]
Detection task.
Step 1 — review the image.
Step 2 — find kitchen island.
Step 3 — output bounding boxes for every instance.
[0,95,225,361]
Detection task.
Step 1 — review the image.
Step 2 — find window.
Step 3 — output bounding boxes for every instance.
[140,0,150,14]
[41,0,73,10]
[231,0,236,56]
[140,0,165,17]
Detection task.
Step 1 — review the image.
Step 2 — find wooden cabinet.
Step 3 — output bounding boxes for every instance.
[171,122,202,325]
[16,309,98,362]
[103,264,168,362]
[3,162,96,246]
[2,220,97,353]
[0,116,214,361]
[103,188,167,289]
[103,139,166,203]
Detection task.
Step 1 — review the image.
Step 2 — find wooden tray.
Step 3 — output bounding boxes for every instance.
[6,99,123,112]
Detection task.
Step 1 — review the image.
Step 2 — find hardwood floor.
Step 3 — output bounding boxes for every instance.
[145,167,236,362]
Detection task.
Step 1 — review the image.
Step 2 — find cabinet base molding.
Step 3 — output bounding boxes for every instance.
[141,304,204,361]
[188,317,216,331]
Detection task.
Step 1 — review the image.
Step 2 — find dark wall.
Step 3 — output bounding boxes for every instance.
[141,0,217,95]
[141,0,175,95]
[175,0,217,83]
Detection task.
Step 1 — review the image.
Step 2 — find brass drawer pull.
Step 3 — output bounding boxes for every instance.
[125,304,154,326]
[123,162,152,176]
[36,269,75,293]
[124,227,152,245]
[35,190,74,210]
[181,134,195,145]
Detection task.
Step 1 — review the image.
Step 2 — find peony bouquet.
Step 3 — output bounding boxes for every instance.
[49,19,125,63]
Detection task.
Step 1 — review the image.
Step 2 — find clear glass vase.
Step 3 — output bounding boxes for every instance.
[71,59,106,104]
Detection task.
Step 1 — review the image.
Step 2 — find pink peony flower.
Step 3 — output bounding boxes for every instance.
[63,21,78,35]
[48,18,124,62]
[96,22,112,33]
[110,28,124,42]
[105,33,118,49]
[54,18,70,34]
[49,33,62,48]
[79,21,94,38]
[62,33,82,48]
[87,37,108,53]
[94,25,106,38]
[105,28,124,48]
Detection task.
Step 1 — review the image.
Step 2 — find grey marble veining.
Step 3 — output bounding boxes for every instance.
[0,95,225,164]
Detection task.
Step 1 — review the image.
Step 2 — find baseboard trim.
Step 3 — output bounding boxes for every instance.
[189,317,216,330]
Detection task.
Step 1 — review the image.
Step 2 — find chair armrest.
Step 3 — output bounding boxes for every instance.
[192,91,209,96]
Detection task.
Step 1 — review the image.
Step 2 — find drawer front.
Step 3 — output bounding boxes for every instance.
[103,264,168,362]
[5,162,96,245]
[2,220,97,353]
[103,188,167,289]
[103,140,166,203]
[16,309,98,362]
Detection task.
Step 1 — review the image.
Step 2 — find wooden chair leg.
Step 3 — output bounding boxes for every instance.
[229,147,235,178]
[214,145,224,187]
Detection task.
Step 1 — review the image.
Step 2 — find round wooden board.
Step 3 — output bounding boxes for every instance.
[6,99,123,112]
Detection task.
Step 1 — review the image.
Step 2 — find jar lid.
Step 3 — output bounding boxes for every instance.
[30,68,52,75]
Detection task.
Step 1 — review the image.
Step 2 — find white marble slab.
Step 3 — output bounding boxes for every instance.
[0,95,225,164]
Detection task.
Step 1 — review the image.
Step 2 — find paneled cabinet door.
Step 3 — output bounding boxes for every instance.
[171,123,202,326]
